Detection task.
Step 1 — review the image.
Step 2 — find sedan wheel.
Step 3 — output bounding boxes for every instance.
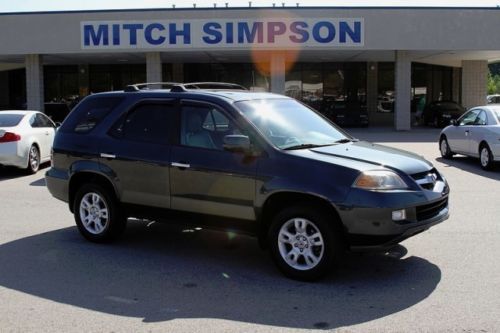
[480,144,494,170]
[440,137,453,159]
[26,145,40,174]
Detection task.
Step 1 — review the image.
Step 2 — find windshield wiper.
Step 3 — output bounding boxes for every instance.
[334,138,358,144]
[283,143,334,150]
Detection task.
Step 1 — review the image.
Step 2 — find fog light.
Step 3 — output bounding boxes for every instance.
[392,209,406,221]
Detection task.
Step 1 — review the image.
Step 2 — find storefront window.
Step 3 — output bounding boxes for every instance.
[377,62,395,113]
[89,64,146,93]
[44,66,79,103]
[183,63,269,91]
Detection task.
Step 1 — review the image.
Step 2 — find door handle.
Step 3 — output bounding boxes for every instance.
[45,131,49,135]
[100,153,116,159]
[171,162,190,169]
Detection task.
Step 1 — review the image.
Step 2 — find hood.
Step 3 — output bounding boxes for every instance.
[306,141,433,175]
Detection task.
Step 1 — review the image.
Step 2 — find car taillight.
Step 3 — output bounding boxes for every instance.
[0,132,21,143]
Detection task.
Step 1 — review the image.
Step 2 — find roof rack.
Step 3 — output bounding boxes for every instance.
[124,82,181,92]
[125,82,248,93]
[183,82,248,90]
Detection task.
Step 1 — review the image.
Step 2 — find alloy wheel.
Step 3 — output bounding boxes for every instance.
[79,192,110,235]
[277,218,325,271]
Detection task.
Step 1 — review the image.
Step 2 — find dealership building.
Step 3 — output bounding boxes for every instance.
[0,6,499,129]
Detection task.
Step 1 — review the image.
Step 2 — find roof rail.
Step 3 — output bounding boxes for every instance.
[124,82,181,92]
[183,82,248,90]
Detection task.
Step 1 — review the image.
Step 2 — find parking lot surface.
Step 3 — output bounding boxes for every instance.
[0,127,499,332]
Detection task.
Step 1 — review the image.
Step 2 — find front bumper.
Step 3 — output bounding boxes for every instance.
[338,182,450,251]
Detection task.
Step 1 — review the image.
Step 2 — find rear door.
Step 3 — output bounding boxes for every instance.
[33,113,56,160]
[99,100,176,208]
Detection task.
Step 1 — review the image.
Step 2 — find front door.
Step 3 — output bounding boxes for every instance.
[447,109,480,154]
[170,100,258,221]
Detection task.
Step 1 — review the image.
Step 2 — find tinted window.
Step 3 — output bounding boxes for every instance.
[0,114,24,127]
[116,104,171,145]
[32,114,55,128]
[59,97,123,134]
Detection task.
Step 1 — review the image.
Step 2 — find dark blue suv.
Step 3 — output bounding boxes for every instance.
[46,82,449,280]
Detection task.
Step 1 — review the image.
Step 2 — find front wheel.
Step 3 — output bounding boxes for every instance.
[268,206,343,281]
[73,183,126,242]
[479,144,494,170]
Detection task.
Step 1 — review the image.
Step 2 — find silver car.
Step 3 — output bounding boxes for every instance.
[0,110,56,173]
[439,105,500,170]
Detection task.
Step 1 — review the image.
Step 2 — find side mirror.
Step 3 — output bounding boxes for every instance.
[223,135,250,153]
[450,119,458,126]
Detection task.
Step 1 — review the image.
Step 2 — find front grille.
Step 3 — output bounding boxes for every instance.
[411,168,441,191]
[416,197,448,221]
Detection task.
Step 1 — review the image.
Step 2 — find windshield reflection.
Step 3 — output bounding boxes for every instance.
[235,98,349,150]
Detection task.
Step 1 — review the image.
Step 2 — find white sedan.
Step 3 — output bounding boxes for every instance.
[439,105,500,170]
[0,110,56,173]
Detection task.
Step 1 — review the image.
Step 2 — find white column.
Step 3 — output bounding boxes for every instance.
[270,52,285,94]
[25,54,44,112]
[146,52,162,86]
[461,60,487,110]
[394,50,412,131]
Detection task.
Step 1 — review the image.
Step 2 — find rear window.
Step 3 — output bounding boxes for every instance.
[493,109,500,123]
[59,97,123,134]
[0,114,24,127]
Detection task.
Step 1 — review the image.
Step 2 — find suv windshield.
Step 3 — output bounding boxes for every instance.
[235,99,350,149]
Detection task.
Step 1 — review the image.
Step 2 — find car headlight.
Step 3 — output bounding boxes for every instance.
[353,170,409,190]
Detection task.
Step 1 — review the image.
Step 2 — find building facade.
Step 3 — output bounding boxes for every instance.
[0,7,499,129]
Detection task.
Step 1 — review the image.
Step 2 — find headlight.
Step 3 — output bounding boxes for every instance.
[353,170,409,190]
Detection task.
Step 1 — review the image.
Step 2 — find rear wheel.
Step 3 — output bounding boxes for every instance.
[26,145,40,174]
[479,143,494,170]
[439,136,453,159]
[73,183,126,242]
[268,205,343,281]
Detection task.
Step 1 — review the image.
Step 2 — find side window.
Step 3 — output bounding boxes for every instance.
[115,104,171,145]
[181,104,241,150]
[36,114,55,128]
[474,111,487,126]
[59,97,123,134]
[458,110,479,126]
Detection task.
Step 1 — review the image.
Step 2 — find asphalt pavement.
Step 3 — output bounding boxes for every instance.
[0,127,499,332]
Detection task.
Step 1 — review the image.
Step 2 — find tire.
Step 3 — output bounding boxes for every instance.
[26,145,40,174]
[439,136,453,159]
[479,143,494,170]
[267,205,343,281]
[73,183,126,243]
